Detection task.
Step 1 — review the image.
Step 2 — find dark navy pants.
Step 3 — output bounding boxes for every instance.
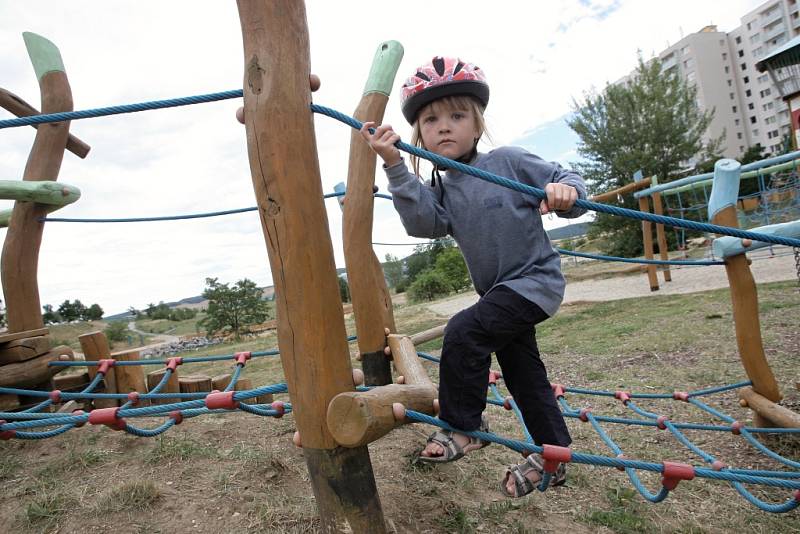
[437,285,571,447]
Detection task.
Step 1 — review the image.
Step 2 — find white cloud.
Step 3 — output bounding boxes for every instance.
[0,0,764,314]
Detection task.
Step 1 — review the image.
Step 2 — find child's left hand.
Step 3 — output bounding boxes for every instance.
[540,183,578,215]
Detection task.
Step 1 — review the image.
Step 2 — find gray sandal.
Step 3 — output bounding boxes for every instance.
[500,453,567,497]
[418,417,491,463]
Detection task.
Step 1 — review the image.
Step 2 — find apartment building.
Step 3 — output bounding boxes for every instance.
[626,0,800,160]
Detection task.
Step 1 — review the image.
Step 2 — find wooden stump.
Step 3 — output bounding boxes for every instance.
[112,350,147,406]
[179,375,212,394]
[52,371,91,391]
[78,332,117,408]
[146,367,181,405]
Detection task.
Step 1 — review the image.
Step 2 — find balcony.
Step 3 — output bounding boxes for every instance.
[761,9,784,28]
[763,22,787,41]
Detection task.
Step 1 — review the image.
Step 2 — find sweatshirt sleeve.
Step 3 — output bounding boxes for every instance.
[384,159,451,238]
[511,147,588,219]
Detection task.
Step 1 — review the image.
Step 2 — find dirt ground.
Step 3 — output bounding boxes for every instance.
[429,249,798,317]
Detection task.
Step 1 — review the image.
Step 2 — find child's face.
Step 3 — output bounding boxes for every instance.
[418,100,480,161]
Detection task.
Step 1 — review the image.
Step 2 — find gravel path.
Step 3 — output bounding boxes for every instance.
[427,249,798,317]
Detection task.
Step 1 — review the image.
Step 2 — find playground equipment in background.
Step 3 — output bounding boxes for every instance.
[1,3,799,528]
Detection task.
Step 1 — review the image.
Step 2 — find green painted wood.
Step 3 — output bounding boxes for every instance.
[708,159,741,222]
[363,41,403,97]
[23,32,65,82]
[663,159,799,197]
[0,209,10,228]
[0,180,80,205]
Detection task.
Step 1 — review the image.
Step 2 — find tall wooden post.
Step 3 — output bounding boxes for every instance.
[236,2,385,532]
[1,33,73,333]
[652,191,672,282]
[634,172,658,291]
[343,42,403,386]
[708,159,781,413]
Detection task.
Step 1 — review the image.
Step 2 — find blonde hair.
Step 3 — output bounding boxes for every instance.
[409,95,490,177]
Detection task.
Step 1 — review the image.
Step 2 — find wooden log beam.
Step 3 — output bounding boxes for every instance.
[0,345,72,388]
[652,192,671,282]
[709,159,780,402]
[342,41,403,386]
[409,324,446,347]
[1,33,72,333]
[0,180,80,206]
[147,367,181,405]
[0,335,51,363]
[0,328,48,344]
[739,387,800,428]
[638,195,659,291]
[0,87,90,158]
[78,331,117,408]
[589,177,652,203]
[112,350,147,405]
[387,334,434,388]
[0,394,20,411]
[237,1,385,530]
[52,371,91,391]
[179,375,212,394]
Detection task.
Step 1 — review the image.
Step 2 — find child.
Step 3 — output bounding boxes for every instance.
[360,56,586,498]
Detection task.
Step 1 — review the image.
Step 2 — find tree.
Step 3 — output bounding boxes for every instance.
[568,54,718,257]
[105,321,129,343]
[57,299,87,322]
[433,247,471,291]
[382,253,404,289]
[199,277,271,338]
[85,303,104,321]
[338,276,351,303]
[407,270,451,302]
[42,304,61,324]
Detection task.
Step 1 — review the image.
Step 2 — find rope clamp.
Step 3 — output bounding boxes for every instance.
[127,392,141,406]
[614,391,631,405]
[0,420,16,440]
[234,351,252,366]
[88,407,126,431]
[551,383,566,399]
[657,415,669,430]
[502,396,513,411]
[488,370,501,385]
[661,461,695,491]
[731,421,743,435]
[795,490,800,503]
[49,390,62,403]
[579,408,592,422]
[615,453,626,471]
[206,390,239,410]
[541,444,572,473]
[166,357,183,372]
[97,359,115,375]
[169,411,183,425]
[672,391,689,402]
[271,401,286,418]
[72,410,87,427]
[712,460,726,471]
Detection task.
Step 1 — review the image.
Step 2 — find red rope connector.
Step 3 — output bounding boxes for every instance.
[615,391,631,405]
[503,396,513,410]
[712,460,726,471]
[271,401,286,418]
[166,357,183,372]
[234,351,252,366]
[88,407,126,431]
[49,390,62,403]
[661,461,695,491]
[656,415,669,430]
[541,444,572,473]
[127,391,141,406]
[0,420,15,440]
[579,408,592,422]
[205,390,239,410]
[794,490,800,503]
[731,421,743,435]
[551,383,566,399]
[488,370,501,385]
[672,391,689,402]
[169,411,183,425]
[97,359,115,376]
[615,453,627,471]
[72,410,86,427]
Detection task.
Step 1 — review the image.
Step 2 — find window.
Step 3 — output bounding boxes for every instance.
[750,33,760,43]
[681,46,690,55]
[730,92,735,100]
[749,103,755,110]
[747,22,752,31]
[720,39,726,46]
[764,101,775,111]
[746,89,752,97]
[753,129,760,137]
[760,88,772,97]
[732,106,738,113]
[758,74,769,83]
[722,52,728,60]
[740,146,745,153]
[737,132,743,139]
[765,115,776,124]
[727,79,733,87]
[684,58,694,69]
[750,116,758,124]
[741,62,747,71]
[736,36,742,44]
[743,76,750,84]
[735,119,741,126]
[754,47,764,58]
[738,50,745,57]
[725,65,730,73]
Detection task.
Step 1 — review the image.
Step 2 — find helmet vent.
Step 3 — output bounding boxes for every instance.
[415,71,430,81]
[432,56,445,76]
[453,61,464,75]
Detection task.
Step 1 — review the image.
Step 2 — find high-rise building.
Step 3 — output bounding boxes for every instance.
[623,0,800,161]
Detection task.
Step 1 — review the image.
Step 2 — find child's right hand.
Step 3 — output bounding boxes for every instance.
[360,122,402,167]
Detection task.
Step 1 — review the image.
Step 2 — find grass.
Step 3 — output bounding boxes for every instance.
[22,491,75,530]
[100,480,161,513]
[135,312,208,337]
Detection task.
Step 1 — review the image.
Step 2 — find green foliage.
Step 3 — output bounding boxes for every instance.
[53,299,103,322]
[382,253,404,288]
[198,277,270,338]
[105,321,129,342]
[568,54,718,257]
[86,303,104,320]
[338,276,350,303]
[0,299,5,328]
[57,299,86,322]
[408,270,451,302]
[433,246,471,291]
[41,304,60,325]
[142,302,196,321]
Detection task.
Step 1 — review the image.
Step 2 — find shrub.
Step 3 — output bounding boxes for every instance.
[408,270,451,302]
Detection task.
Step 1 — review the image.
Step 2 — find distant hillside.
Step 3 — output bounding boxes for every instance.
[104,286,276,320]
[546,222,590,241]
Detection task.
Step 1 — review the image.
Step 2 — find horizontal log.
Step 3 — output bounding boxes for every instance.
[409,324,446,346]
[147,367,181,405]
[179,375,212,393]
[0,393,19,411]
[739,386,800,428]
[0,180,81,206]
[52,371,91,391]
[327,384,437,447]
[0,328,49,344]
[0,335,51,363]
[0,345,73,388]
[387,334,434,387]
[590,177,652,202]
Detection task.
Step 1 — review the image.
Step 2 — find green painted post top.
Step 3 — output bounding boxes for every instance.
[23,32,65,81]
[363,41,404,97]
[0,180,80,206]
[708,159,741,222]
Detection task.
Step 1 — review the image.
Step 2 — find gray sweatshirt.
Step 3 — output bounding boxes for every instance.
[385,146,587,317]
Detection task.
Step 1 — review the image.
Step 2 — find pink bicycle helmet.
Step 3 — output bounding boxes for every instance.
[400,56,489,124]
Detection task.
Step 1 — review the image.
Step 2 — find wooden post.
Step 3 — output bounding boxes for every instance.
[1,33,73,333]
[652,192,672,282]
[112,350,148,405]
[638,195,659,291]
[179,375,212,394]
[342,41,403,387]
[236,2,385,531]
[147,367,181,405]
[709,159,781,409]
[78,331,118,409]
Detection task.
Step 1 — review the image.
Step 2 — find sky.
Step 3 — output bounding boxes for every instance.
[0,0,766,316]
